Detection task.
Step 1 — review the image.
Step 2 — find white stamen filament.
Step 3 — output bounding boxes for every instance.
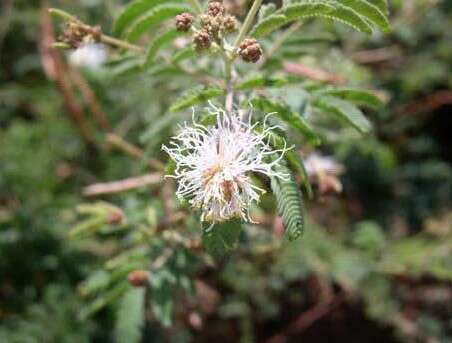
[162,105,288,223]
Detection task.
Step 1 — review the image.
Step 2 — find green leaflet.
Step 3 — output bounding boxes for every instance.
[314,88,384,109]
[202,220,242,258]
[114,287,145,343]
[113,0,183,36]
[170,86,225,112]
[335,0,390,32]
[250,97,320,145]
[125,3,191,42]
[144,29,186,67]
[251,0,391,38]
[313,95,372,134]
[251,14,289,38]
[271,162,305,241]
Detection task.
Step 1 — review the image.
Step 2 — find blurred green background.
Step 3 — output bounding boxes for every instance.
[1,0,451,342]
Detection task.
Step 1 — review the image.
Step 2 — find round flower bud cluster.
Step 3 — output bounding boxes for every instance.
[60,22,102,49]
[175,12,194,32]
[238,38,263,63]
[184,0,239,52]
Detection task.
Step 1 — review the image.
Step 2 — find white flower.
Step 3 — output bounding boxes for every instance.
[162,105,288,223]
[69,43,107,69]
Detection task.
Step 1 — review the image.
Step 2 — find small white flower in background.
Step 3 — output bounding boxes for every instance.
[304,153,345,195]
[163,105,288,223]
[69,43,107,69]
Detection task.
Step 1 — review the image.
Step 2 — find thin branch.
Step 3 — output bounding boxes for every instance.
[283,61,346,85]
[40,6,96,145]
[234,0,262,47]
[258,22,302,68]
[68,67,112,130]
[265,293,345,343]
[106,133,165,170]
[83,173,162,196]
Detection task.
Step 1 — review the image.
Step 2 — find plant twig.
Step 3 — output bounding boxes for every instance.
[258,22,302,68]
[40,6,96,145]
[69,67,112,130]
[284,61,346,85]
[106,133,165,170]
[265,293,345,343]
[48,8,144,53]
[83,173,162,196]
[234,0,262,48]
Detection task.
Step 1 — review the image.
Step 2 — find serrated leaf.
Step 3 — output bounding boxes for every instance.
[113,0,183,36]
[252,1,375,37]
[202,220,242,258]
[271,162,304,241]
[250,97,320,145]
[336,0,390,32]
[114,287,145,343]
[144,29,186,66]
[313,95,372,133]
[251,14,289,38]
[170,86,225,112]
[314,88,384,108]
[126,3,190,42]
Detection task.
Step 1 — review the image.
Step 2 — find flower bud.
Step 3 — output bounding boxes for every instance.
[127,270,150,287]
[238,38,263,63]
[207,1,225,17]
[107,208,125,225]
[223,15,238,34]
[175,12,194,32]
[193,29,212,51]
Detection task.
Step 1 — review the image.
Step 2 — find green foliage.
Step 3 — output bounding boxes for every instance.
[202,220,243,258]
[145,29,187,66]
[271,163,305,241]
[114,287,145,343]
[250,96,320,145]
[313,95,372,133]
[125,3,191,42]
[170,86,225,112]
[251,0,391,38]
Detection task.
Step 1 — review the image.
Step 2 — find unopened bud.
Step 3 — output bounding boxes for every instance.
[107,209,124,225]
[238,38,263,63]
[223,15,238,34]
[207,1,225,17]
[175,12,194,32]
[128,270,150,287]
[193,30,212,51]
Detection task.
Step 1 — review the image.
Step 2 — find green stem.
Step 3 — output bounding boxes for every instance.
[100,35,143,53]
[234,0,262,47]
[48,8,80,23]
[188,0,203,14]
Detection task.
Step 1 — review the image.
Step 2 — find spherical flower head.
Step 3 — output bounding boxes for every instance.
[175,12,194,32]
[239,38,263,63]
[162,105,288,223]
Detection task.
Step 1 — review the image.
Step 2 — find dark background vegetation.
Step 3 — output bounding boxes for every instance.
[1,0,451,342]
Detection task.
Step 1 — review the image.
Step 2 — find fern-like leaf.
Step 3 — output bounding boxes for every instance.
[271,162,305,241]
[125,3,190,42]
[170,86,225,112]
